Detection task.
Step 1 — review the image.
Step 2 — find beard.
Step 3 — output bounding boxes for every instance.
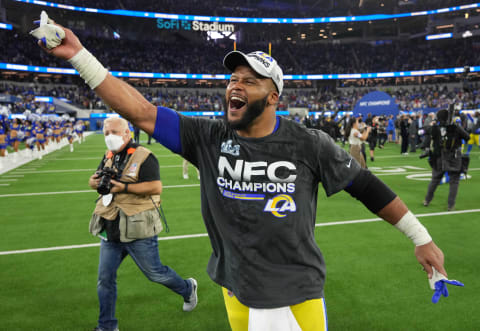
[224,95,268,131]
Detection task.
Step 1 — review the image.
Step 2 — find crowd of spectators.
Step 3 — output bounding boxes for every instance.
[1,29,478,76]
[2,80,480,114]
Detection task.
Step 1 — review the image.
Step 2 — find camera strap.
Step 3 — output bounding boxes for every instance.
[106,147,136,177]
[150,197,170,233]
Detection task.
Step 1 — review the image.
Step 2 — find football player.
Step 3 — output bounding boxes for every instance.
[35,18,458,331]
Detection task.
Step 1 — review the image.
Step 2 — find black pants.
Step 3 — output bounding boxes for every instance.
[378,133,387,146]
[409,134,416,152]
[401,134,409,153]
[425,169,460,209]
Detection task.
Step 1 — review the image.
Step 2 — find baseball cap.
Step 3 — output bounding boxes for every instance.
[223,51,284,96]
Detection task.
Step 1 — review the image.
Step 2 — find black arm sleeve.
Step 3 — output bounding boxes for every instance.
[344,168,397,214]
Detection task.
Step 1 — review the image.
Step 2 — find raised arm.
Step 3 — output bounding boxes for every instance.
[36,20,157,135]
[94,75,157,135]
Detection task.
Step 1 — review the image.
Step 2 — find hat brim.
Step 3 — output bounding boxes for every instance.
[223,51,268,78]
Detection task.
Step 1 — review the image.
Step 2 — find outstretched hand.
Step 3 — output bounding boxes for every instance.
[415,243,464,303]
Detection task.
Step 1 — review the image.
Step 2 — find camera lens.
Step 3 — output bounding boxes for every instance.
[97,176,112,195]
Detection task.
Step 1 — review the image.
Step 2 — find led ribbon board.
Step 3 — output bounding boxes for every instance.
[12,0,480,23]
[0,62,476,80]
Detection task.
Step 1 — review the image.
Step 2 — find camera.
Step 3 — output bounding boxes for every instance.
[96,167,119,195]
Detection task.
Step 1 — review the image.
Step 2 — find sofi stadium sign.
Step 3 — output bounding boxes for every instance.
[157,19,235,32]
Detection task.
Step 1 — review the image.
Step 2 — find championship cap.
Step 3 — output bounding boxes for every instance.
[223,51,284,96]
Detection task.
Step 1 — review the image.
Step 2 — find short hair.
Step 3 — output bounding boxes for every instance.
[103,117,129,133]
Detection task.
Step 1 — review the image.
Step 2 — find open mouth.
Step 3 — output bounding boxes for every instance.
[229,96,247,112]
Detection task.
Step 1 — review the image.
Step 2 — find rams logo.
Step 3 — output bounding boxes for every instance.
[264,194,296,218]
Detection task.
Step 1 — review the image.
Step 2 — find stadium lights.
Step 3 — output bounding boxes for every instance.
[425,33,453,40]
[11,0,480,24]
[0,23,13,30]
[436,24,454,29]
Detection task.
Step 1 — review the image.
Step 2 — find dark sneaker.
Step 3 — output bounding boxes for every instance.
[183,278,198,312]
[447,205,455,211]
[423,200,430,207]
[93,327,119,331]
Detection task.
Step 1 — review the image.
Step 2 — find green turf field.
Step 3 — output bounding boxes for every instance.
[1,132,479,331]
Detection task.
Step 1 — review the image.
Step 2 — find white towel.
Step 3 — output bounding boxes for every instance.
[248,306,302,331]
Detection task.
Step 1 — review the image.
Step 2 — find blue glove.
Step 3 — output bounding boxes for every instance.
[429,267,464,303]
[431,279,464,303]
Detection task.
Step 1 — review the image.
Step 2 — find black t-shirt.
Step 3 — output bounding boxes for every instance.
[179,115,361,308]
[97,140,160,241]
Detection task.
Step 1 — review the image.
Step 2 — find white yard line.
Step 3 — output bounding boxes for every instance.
[0,184,201,198]
[375,168,480,176]
[51,155,177,161]
[1,209,479,256]
[12,165,182,174]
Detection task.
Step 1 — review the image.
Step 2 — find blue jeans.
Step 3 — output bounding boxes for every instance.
[97,236,192,330]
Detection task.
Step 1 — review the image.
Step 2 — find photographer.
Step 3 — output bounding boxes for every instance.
[345,117,371,168]
[88,117,197,331]
[377,116,387,148]
[421,108,470,211]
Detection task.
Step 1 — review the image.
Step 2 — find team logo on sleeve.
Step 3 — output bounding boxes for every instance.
[264,194,297,218]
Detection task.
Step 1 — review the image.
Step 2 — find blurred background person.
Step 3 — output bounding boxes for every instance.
[367,115,379,161]
[345,117,371,168]
[465,111,480,156]
[400,114,410,155]
[182,158,200,180]
[421,108,470,211]
[408,114,418,153]
[377,116,387,148]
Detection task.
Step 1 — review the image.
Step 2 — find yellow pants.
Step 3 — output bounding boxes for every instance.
[468,133,479,145]
[222,287,328,331]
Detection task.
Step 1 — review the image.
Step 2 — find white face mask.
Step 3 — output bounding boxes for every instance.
[105,134,125,152]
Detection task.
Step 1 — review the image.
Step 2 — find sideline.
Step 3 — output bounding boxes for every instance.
[1,209,479,256]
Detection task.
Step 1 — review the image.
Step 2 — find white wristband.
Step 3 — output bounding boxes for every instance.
[68,48,108,89]
[394,211,432,246]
